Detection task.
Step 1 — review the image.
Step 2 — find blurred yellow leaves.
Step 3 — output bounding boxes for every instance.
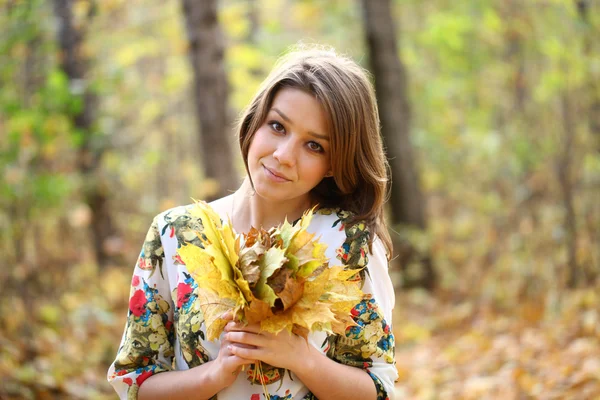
[219,2,250,40]
[37,304,61,327]
[227,44,264,110]
[396,322,432,343]
[115,39,161,67]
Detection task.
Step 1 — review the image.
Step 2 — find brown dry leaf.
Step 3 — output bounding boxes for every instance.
[272,270,305,312]
[243,226,262,247]
[260,265,362,336]
[254,246,287,306]
[238,252,262,287]
[243,296,274,324]
[268,266,292,294]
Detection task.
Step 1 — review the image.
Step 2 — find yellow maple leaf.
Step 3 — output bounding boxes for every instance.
[188,201,237,281]
[220,218,240,268]
[178,241,244,341]
[277,207,315,248]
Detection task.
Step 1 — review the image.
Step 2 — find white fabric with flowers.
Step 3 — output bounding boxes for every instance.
[107,196,397,400]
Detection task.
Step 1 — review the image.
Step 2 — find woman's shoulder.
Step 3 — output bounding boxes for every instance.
[311,207,373,269]
[150,196,233,248]
[153,195,233,225]
[152,204,196,229]
[312,207,371,237]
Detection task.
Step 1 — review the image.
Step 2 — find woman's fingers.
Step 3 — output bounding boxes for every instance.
[229,353,256,366]
[225,331,265,347]
[221,310,234,321]
[228,344,258,360]
[217,340,256,375]
[229,341,256,349]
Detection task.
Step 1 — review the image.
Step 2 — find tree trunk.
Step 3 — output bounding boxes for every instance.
[558,95,580,288]
[180,0,238,200]
[361,0,435,289]
[52,0,115,267]
[575,0,599,285]
[247,0,259,44]
[575,0,600,153]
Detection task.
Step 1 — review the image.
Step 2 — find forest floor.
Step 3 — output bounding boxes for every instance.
[0,264,599,399]
[392,289,600,399]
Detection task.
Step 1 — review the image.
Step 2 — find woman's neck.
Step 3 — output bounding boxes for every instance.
[231,178,313,233]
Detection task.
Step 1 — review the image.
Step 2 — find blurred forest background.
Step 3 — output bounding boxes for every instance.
[1,0,599,398]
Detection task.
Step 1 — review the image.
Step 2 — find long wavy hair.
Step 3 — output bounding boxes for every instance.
[237,46,392,258]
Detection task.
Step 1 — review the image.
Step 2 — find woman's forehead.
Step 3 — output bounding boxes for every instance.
[268,88,330,137]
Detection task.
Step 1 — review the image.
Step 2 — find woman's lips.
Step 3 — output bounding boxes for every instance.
[263,165,290,182]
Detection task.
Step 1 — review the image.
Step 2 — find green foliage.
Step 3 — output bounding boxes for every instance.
[402,0,599,299]
[0,2,80,221]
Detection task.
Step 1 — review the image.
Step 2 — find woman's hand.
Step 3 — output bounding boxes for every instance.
[223,321,313,371]
[209,315,257,388]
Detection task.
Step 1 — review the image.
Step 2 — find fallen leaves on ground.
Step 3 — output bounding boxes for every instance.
[1,263,598,399]
[393,288,600,399]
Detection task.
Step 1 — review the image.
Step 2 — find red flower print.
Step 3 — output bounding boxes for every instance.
[251,394,260,400]
[136,369,154,386]
[170,226,175,238]
[173,254,185,265]
[123,377,133,386]
[131,275,140,287]
[129,289,147,317]
[177,283,193,308]
[116,369,128,376]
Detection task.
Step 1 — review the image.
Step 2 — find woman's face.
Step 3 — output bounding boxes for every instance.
[247,87,332,205]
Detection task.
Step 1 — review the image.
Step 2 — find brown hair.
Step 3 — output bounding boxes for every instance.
[237,46,392,258]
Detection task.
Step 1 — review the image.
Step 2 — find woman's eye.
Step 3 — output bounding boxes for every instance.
[269,121,285,133]
[307,141,323,152]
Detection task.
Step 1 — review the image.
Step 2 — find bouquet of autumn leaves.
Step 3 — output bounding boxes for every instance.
[177,200,364,345]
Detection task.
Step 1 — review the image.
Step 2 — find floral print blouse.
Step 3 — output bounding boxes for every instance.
[107,196,397,399]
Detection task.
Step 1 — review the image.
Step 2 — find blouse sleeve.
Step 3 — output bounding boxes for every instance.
[327,222,397,400]
[107,215,175,400]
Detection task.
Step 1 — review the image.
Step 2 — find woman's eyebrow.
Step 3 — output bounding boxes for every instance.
[271,107,329,141]
[272,107,292,123]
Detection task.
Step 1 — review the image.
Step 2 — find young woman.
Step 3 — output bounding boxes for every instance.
[108,47,397,400]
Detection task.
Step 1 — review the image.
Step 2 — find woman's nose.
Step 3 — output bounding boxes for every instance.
[273,137,296,166]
